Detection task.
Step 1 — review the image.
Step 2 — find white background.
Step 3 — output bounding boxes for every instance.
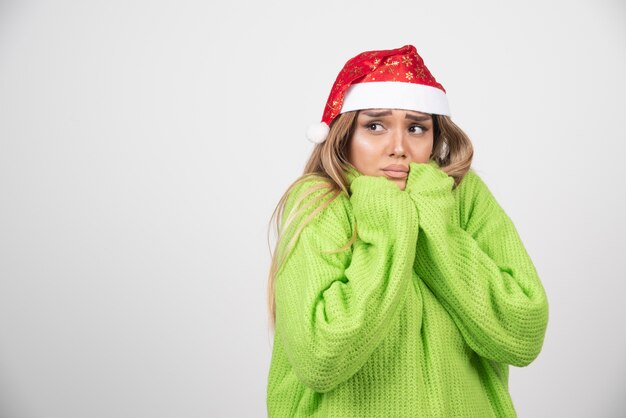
[1,0,625,417]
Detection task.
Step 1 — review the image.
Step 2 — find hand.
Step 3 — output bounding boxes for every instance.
[405,160,454,199]
[349,174,416,234]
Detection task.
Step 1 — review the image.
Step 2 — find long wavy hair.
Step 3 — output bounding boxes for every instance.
[266,110,474,331]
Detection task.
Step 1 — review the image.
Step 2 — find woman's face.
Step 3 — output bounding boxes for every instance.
[347,108,434,191]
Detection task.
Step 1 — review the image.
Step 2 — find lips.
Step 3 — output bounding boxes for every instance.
[382,165,409,179]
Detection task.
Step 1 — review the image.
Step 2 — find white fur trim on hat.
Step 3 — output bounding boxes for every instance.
[306,122,330,144]
[341,81,451,116]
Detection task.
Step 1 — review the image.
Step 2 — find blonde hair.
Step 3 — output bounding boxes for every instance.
[266,110,474,330]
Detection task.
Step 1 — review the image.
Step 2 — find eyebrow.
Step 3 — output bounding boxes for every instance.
[405,113,431,122]
[361,110,431,122]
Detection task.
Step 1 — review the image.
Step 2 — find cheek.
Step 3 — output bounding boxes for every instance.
[408,137,434,160]
[349,135,382,173]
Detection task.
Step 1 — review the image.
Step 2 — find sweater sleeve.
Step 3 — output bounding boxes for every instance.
[405,161,549,367]
[274,174,418,393]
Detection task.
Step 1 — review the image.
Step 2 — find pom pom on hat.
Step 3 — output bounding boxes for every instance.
[306,122,330,144]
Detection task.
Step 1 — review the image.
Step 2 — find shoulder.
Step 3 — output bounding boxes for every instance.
[283,175,354,239]
[456,168,490,199]
[455,168,507,230]
[285,176,351,217]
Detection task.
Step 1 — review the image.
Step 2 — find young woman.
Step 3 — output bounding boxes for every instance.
[265,44,549,417]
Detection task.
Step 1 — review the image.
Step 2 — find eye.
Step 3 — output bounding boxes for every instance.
[365,122,384,132]
[409,125,425,134]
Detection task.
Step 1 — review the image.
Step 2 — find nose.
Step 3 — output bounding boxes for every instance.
[389,129,406,158]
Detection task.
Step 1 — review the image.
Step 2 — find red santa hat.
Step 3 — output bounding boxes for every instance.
[306,44,451,144]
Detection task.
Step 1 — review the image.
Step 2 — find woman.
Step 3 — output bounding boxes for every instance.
[266,45,549,417]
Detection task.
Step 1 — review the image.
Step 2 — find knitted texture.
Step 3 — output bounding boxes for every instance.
[267,161,549,417]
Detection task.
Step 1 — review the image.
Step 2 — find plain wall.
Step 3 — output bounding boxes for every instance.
[0,0,625,417]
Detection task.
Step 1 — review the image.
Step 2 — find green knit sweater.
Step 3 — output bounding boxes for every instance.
[267,160,549,417]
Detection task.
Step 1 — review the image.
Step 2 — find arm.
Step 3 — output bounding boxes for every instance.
[274,174,418,393]
[406,161,549,367]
